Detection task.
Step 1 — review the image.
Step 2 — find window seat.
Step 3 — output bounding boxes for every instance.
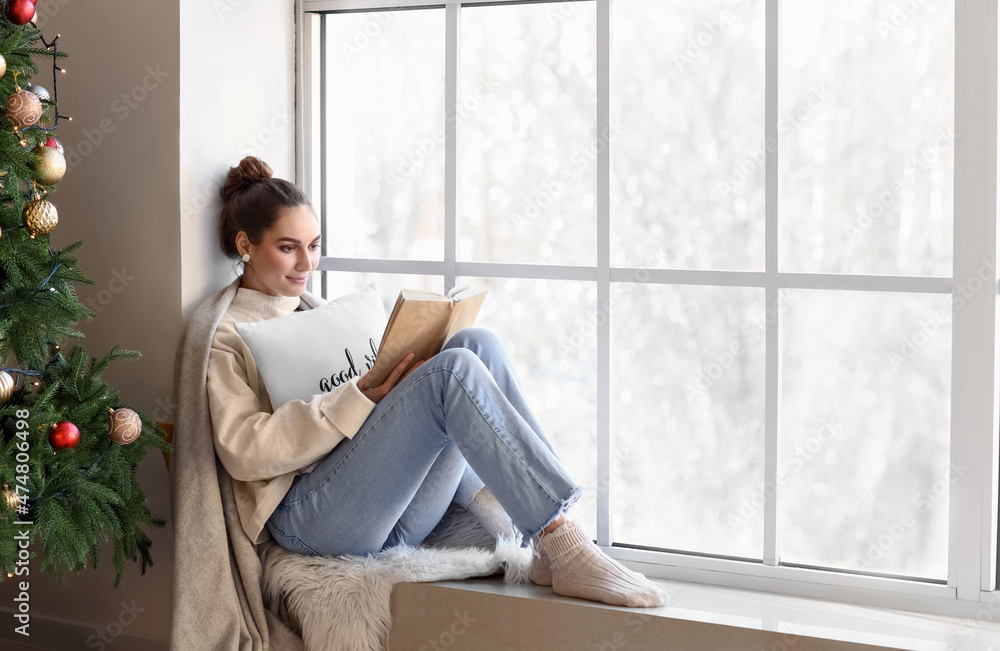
[387,577,1000,650]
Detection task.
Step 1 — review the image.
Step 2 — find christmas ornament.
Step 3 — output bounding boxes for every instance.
[0,370,13,403]
[31,145,65,185]
[0,54,7,80]
[49,421,80,449]
[44,136,63,153]
[107,408,142,445]
[27,84,48,101]
[5,89,41,131]
[4,0,34,25]
[24,198,57,237]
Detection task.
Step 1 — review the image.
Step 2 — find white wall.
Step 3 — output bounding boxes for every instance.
[180,0,298,319]
[0,1,296,646]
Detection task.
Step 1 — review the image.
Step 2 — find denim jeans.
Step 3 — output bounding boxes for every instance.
[265,328,582,557]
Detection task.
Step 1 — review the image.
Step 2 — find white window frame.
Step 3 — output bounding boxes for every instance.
[295,0,1000,617]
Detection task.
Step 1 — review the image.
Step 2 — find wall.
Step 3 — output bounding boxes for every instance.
[179,0,298,317]
[0,0,296,647]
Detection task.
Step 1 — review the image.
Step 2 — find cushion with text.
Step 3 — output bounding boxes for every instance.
[235,284,387,408]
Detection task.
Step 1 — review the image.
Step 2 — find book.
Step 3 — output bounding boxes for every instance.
[364,285,488,388]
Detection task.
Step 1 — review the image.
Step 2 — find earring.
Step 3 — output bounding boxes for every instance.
[241,252,251,263]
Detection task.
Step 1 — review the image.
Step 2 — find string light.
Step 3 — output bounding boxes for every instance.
[17,30,66,133]
[3,484,19,510]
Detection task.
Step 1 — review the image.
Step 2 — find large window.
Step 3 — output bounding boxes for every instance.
[299,0,999,615]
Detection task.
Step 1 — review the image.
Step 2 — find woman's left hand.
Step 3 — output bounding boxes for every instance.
[358,353,424,404]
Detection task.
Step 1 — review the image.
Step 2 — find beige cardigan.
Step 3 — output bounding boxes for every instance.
[207,286,375,544]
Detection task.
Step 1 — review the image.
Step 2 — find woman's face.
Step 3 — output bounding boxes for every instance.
[238,205,321,297]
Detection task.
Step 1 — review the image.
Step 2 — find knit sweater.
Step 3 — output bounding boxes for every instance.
[207,286,376,544]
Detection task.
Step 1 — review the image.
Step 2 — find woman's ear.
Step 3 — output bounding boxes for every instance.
[235,231,250,257]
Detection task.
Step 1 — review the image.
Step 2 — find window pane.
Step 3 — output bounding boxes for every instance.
[461,276,598,535]
[612,0,766,271]
[612,283,766,558]
[779,2,954,276]
[459,3,597,266]
[324,10,445,260]
[321,272,444,317]
[780,290,950,578]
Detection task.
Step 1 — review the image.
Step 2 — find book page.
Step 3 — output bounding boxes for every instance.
[444,288,488,342]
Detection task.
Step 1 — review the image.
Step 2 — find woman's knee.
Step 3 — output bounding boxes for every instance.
[427,347,481,374]
[446,327,503,352]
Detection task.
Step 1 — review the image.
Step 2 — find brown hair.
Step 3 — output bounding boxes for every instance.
[218,156,311,259]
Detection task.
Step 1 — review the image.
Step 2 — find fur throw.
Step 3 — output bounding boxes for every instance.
[259,505,532,651]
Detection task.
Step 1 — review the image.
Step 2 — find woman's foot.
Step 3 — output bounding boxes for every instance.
[538,521,668,608]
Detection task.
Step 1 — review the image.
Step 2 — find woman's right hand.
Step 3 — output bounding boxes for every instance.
[358,353,423,404]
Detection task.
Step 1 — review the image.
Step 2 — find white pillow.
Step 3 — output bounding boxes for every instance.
[234,284,387,408]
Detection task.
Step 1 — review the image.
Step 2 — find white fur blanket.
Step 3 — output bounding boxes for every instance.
[258,506,533,651]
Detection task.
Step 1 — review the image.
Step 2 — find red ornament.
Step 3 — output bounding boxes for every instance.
[49,421,80,449]
[44,136,57,148]
[4,0,34,25]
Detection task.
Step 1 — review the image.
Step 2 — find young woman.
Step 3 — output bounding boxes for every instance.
[208,155,666,609]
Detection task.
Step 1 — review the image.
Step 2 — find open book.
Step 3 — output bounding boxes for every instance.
[364,285,488,388]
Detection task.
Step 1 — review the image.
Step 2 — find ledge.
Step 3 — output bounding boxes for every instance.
[387,576,1000,650]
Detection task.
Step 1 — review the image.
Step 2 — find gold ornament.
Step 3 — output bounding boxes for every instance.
[4,90,41,131]
[0,370,13,404]
[24,199,57,238]
[0,54,7,80]
[107,408,142,444]
[31,146,65,186]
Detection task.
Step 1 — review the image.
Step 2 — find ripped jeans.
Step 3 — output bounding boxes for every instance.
[265,328,582,557]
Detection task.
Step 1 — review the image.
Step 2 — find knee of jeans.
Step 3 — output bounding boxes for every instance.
[448,326,501,351]
[429,347,480,374]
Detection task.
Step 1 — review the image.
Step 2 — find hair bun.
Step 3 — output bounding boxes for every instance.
[220,156,274,204]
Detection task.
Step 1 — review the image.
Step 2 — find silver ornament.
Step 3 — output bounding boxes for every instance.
[27,85,49,101]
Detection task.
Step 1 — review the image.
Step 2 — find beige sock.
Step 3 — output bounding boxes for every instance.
[539,521,668,608]
[530,544,552,586]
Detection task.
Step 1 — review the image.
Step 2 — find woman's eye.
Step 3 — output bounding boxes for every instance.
[280,246,294,253]
[309,243,321,251]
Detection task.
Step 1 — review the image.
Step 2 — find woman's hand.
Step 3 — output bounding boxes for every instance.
[359,353,424,404]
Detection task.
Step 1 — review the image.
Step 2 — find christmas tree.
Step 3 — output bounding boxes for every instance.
[0,4,170,587]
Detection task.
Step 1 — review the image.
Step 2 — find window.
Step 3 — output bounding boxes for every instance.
[298,0,999,615]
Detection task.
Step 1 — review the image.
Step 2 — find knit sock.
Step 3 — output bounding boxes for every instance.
[530,543,553,586]
[465,487,516,540]
[539,521,668,608]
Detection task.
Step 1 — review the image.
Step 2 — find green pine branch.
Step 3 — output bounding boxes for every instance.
[0,19,171,587]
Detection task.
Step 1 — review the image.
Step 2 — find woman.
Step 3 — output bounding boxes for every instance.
[208,155,666,609]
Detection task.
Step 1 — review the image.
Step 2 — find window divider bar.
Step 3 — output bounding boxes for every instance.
[319,13,329,300]
[317,258,448,275]
[949,0,999,599]
[444,3,460,292]
[762,0,780,568]
[596,0,612,548]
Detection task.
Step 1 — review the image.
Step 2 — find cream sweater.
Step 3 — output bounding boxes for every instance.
[206,287,376,544]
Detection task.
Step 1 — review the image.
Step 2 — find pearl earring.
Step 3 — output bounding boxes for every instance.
[241,253,251,263]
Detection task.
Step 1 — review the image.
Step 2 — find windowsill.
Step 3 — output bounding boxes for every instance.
[388,576,1000,650]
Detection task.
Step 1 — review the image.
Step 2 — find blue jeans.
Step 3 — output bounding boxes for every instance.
[265,328,582,557]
